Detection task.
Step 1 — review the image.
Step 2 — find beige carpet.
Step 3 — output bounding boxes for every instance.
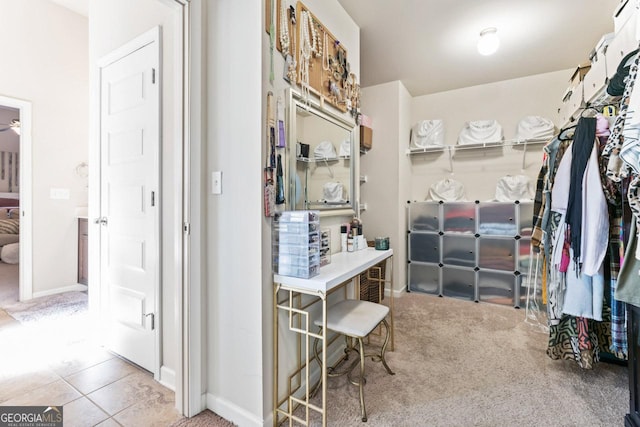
[170,410,236,427]
[286,292,629,426]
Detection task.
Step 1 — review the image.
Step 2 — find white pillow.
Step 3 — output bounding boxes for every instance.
[1,242,19,264]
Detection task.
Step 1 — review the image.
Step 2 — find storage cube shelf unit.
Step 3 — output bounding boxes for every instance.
[407,201,533,308]
[273,210,321,279]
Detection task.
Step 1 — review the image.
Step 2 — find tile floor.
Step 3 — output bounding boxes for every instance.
[0,307,182,426]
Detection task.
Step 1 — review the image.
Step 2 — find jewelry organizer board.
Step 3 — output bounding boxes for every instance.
[276,0,350,113]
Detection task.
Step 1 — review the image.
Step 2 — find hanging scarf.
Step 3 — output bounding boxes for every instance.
[565,117,596,268]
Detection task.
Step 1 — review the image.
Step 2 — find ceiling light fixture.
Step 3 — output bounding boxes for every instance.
[0,119,20,135]
[477,27,500,56]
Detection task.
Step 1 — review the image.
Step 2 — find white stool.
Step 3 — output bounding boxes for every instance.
[313,299,394,422]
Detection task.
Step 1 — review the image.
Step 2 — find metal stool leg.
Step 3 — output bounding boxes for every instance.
[358,337,367,422]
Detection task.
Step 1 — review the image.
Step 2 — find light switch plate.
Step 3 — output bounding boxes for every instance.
[212,171,222,194]
[50,188,70,200]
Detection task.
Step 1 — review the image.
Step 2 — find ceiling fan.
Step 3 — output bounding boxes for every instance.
[0,119,20,135]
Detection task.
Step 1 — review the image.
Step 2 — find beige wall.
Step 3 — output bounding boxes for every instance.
[360,81,412,294]
[88,0,181,389]
[410,69,570,202]
[0,1,88,294]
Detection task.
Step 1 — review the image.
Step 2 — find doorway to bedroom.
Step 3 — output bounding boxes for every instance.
[0,105,21,310]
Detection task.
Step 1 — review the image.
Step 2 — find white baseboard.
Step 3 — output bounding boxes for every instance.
[205,393,264,427]
[385,285,406,298]
[31,284,88,299]
[159,366,176,391]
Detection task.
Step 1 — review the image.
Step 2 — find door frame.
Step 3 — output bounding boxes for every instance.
[90,0,202,417]
[0,95,33,302]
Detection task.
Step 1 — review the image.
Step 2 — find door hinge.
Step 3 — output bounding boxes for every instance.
[183,222,191,235]
[151,191,155,207]
[145,312,155,330]
[152,68,156,84]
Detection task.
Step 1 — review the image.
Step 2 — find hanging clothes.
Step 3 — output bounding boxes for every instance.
[540,115,627,368]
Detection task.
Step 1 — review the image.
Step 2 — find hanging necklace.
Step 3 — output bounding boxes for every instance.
[299,10,312,101]
[279,1,290,56]
[288,8,297,83]
[322,31,330,71]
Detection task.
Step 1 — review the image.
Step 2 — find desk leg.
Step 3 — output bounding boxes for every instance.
[389,255,395,351]
[321,296,327,427]
[273,285,279,427]
[273,287,327,426]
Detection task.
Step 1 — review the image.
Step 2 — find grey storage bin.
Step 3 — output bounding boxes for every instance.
[409,201,440,232]
[477,270,516,306]
[409,232,440,264]
[518,202,534,237]
[442,235,476,268]
[442,202,476,234]
[478,203,517,236]
[409,262,441,295]
[478,237,516,271]
[518,238,532,272]
[442,266,476,301]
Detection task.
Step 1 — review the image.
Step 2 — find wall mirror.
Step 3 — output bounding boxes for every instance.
[286,88,356,215]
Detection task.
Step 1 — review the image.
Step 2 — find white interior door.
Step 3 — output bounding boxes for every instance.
[99,34,160,373]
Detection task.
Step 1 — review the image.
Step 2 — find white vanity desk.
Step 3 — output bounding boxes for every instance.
[273,248,394,427]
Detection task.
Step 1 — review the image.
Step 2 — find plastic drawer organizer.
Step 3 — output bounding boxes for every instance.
[407,201,533,307]
[273,210,321,279]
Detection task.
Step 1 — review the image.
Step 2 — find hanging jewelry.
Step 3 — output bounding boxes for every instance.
[279,1,290,57]
[299,10,313,102]
[322,32,330,71]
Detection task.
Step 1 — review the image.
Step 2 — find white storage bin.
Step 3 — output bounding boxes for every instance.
[409,232,441,264]
[408,262,441,295]
[606,18,639,81]
[478,237,516,271]
[517,202,534,237]
[442,235,476,268]
[442,266,476,301]
[558,82,583,125]
[614,0,638,34]
[478,203,517,237]
[442,202,476,234]
[583,49,608,104]
[409,201,441,232]
[477,271,516,306]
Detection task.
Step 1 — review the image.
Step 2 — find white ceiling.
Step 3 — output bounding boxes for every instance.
[46,0,623,96]
[337,0,622,96]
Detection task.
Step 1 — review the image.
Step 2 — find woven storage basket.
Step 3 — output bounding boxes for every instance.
[359,240,386,303]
